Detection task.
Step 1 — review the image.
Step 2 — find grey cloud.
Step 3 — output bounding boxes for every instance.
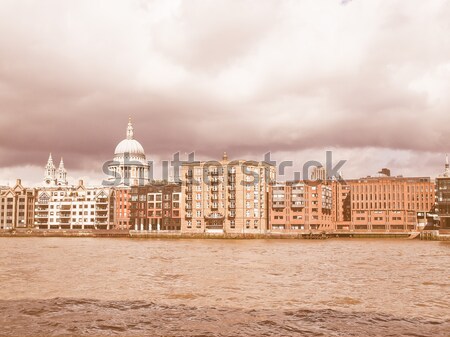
[0,0,449,180]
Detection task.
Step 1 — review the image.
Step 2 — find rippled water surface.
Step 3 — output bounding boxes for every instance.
[0,238,448,336]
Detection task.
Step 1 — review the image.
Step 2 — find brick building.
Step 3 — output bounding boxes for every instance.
[0,179,35,229]
[114,187,131,229]
[269,181,333,231]
[129,182,181,231]
[333,173,435,232]
[181,153,276,233]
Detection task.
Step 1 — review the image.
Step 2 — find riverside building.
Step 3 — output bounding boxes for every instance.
[34,180,115,230]
[180,153,276,233]
[268,181,333,231]
[436,155,450,234]
[129,182,181,231]
[333,171,435,232]
[114,187,131,229]
[0,179,35,229]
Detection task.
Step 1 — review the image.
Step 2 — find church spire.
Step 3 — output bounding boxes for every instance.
[126,117,134,140]
[47,153,54,166]
[57,157,68,185]
[44,153,56,185]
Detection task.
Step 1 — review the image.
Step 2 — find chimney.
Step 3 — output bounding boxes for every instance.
[16,179,21,186]
[78,179,84,186]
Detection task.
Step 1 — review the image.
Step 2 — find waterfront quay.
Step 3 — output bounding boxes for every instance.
[2,228,450,240]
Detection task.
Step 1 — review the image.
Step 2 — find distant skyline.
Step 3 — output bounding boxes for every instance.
[1,0,449,186]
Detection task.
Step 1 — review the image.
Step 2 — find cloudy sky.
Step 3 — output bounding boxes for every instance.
[0,0,449,186]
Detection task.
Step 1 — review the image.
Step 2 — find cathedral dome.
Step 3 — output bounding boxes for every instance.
[114,139,145,157]
[113,119,146,158]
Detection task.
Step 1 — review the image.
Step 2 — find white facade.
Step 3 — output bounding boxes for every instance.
[34,181,114,229]
[108,119,150,186]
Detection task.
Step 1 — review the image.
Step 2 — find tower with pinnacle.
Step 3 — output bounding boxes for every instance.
[44,153,68,186]
[57,158,68,186]
[44,153,56,186]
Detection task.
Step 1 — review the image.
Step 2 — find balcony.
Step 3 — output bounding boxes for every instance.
[291,194,304,200]
[205,212,224,219]
[229,203,236,209]
[228,212,236,218]
[185,212,192,218]
[291,202,305,209]
[229,186,236,191]
[228,195,235,201]
[211,203,219,210]
[272,202,285,208]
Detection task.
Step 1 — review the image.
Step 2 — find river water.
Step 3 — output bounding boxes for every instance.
[0,238,448,336]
